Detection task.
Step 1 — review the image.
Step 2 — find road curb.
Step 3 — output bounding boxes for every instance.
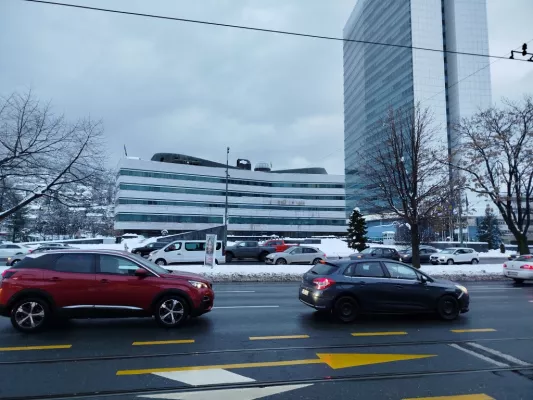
[200,273,508,283]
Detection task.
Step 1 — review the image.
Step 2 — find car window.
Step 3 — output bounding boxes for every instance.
[352,262,385,277]
[383,249,393,256]
[384,262,418,280]
[309,263,338,275]
[166,243,182,251]
[53,254,95,273]
[291,247,303,254]
[216,242,222,250]
[515,255,533,261]
[99,255,141,276]
[238,242,246,247]
[7,245,20,249]
[11,254,58,269]
[303,247,317,254]
[185,242,204,251]
[372,248,383,255]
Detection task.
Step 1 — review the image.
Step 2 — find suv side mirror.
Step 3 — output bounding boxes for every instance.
[135,268,148,278]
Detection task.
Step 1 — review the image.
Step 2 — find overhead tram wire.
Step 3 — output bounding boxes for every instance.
[309,38,533,168]
[16,0,532,63]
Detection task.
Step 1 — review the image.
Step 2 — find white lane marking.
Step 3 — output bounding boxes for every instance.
[467,342,531,366]
[213,305,279,309]
[153,369,255,386]
[138,384,312,399]
[469,288,523,291]
[216,291,256,293]
[448,344,509,368]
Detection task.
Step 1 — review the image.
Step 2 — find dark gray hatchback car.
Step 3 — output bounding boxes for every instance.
[299,259,469,322]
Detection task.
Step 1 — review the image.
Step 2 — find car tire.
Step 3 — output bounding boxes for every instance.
[312,258,322,265]
[155,258,167,266]
[258,252,268,262]
[471,258,479,265]
[10,259,20,266]
[154,295,189,328]
[275,258,287,265]
[513,278,525,284]
[333,296,359,323]
[447,259,454,265]
[431,261,437,265]
[10,297,51,333]
[225,252,233,263]
[437,295,460,321]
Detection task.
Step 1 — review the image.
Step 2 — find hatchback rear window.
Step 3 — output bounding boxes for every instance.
[309,263,338,275]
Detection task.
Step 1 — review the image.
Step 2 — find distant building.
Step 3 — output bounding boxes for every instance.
[343,0,492,214]
[114,154,346,237]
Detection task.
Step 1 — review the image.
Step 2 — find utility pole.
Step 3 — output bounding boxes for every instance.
[224,147,230,247]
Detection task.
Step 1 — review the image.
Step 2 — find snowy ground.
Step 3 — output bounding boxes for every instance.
[164,263,506,282]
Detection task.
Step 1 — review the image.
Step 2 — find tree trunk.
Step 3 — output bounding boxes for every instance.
[516,233,530,255]
[410,223,421,269]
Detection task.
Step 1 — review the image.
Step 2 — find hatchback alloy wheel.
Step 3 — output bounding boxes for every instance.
[437,295,459,320]
[155,296,189,328]
[334,296,359,323]
[11,298,50,333]
[275,258,287,265]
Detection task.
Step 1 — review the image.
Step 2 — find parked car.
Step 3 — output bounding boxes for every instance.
[261,239,298,252]
[225,241,276,262]
[0,249,214,333]
[0,244,32,263]
[5,245,79,266]
[503,255,533,284]
[131,242,166,257]
[148,240,225,266]
[349,247,401,262]
[265,246,326,265]
[430,248,479,265]
[398,246,440,264]
[299,259,469,322]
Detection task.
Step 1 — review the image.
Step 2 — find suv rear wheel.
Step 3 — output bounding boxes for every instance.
[10,298,51,333]
[154,295,189,328]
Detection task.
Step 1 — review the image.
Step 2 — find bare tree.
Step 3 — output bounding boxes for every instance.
[447,97,533,254]
[0,90,106,222]
[356,105,454,268]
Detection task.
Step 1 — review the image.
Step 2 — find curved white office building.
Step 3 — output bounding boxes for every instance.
[114,154,346,237]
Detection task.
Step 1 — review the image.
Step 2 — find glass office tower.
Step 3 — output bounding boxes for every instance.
[343,0,491,215]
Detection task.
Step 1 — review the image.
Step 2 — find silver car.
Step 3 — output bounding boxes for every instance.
[265,246,326,265]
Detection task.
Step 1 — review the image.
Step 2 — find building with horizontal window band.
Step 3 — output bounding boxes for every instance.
[114,154,347,237]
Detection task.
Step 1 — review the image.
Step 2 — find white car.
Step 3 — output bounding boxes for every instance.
[148,240,226,266]
[503,255,533,284]
[265,246,326,265]
[0,243,32,264]
[429,247,479,265]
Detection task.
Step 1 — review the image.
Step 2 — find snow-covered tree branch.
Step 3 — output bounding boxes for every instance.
[0,90,107,222]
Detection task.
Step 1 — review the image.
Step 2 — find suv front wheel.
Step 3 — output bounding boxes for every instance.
[154,295,189,328]
[10,298,51,333]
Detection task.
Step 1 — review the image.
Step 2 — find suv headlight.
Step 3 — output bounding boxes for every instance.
[189,280,208,289]
[455,284,468,294]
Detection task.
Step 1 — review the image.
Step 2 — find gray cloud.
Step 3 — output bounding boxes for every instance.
[1,0,532,175]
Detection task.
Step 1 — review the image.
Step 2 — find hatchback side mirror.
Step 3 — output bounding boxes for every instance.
[419,275,428,284]
[135,268,148,278]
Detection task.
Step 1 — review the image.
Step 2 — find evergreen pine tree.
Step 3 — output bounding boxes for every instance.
[477,207,501,249]
[347,208,368,252]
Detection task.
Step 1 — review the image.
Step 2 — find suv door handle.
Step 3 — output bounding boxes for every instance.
[100,279,110,284]
[49,277,61,281]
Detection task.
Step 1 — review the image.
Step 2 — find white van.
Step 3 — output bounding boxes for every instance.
[148,240,226,266]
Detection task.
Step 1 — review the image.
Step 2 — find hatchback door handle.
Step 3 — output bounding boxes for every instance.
[395,285,403,288]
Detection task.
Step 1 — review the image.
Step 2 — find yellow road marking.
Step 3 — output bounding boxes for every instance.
[352,331,408,337]
[0,344,72,352]
[132,340,195,346]
[451,329,496,333]
[403,394,495,400]
[249,335,309,341]
[116,352,436,375]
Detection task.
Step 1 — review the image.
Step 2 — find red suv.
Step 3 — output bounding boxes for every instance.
[0,250,214,333]
[262,240,298,252]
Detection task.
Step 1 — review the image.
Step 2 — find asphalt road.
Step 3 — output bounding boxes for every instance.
[1,281,532,400]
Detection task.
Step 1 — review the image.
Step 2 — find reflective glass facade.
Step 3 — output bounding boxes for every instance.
[343,0,491,215]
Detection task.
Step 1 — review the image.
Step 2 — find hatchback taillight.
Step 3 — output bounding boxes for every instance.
[503,263,507,268]
[520,264,533,270]
[313,277,336,290]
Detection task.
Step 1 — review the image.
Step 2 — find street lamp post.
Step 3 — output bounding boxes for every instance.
[224,147,229,247]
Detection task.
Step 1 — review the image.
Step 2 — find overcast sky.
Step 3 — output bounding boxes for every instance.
[1,0,532,175]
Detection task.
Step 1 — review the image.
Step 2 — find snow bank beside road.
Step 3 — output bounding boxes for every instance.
[166,263,505,282]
